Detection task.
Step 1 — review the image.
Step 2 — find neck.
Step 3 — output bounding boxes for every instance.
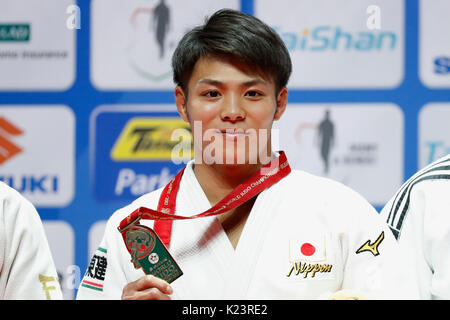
[192,152,278,249]
[193,162,263,206]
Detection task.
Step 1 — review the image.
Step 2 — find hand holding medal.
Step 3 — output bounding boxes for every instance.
[120,223,183,284]
[121,275,173,300]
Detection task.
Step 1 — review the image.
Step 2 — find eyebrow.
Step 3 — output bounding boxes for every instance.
[197,78,268,88]
[198,78,224,87]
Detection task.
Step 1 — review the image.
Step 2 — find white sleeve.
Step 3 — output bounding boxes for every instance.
[425,212,450,299]
[76,215,130,300]
[76,208,147,300]
[381,178,450,300]
[0,183,63,300]
[338,191,420,300]
[424,191,450,300]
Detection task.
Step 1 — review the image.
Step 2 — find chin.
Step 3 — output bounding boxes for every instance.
[197,139,271,166]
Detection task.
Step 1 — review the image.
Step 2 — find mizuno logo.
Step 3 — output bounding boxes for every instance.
[0,117,23,165]
[356,231,384,256]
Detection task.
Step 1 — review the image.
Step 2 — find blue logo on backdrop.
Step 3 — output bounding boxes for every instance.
[434,56,450,74]
[425,141,450,164]
[273,25,397,52]
[92,110,190,202]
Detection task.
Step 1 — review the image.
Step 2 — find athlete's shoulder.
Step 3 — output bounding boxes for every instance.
[385,153,450,213]
[285,169,366,198]
[405,154,450,187]
[0,181,41,222]
[383,153,450,239]
[279,169,381,235]
[283,169,375,212]
[0,180,26,202]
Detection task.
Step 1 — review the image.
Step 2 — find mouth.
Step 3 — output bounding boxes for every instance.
[217,128,250,135]
[215,128,250,141]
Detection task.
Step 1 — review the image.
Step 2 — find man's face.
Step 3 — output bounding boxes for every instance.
[175,55,287,165]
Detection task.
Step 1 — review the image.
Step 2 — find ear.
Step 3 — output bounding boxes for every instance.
[175,86,189,123]
[274,87,288,121]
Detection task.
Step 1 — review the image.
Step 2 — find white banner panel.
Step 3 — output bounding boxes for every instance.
[0,0,76,90]
[88,220,107,261]
[255,0,404,89]
[0,106,75,207]
[419,0,450,88]
[419,103,450,168]
[91,0,240,90]
[273,104,403,206]
[43,221,75,300]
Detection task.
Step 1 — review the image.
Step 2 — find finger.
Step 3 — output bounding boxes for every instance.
[136,275,173,295]
[130,287,172,300]
[122,275,173,300]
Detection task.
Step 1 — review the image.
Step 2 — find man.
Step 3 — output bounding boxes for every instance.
[0,181,62,299]
[381,154,450,299]
[77,9,418,300]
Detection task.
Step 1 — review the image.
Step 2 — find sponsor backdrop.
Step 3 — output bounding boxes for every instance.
[0,0,448,299]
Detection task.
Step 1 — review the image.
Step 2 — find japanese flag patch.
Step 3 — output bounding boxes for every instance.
[289,234,327,263]
[287,233,335,280]
[81,246,108,292]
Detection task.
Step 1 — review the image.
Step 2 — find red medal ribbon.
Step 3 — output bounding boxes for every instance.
[118,151,291,247]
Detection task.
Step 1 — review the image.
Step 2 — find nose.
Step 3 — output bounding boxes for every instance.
[220,95,246,123]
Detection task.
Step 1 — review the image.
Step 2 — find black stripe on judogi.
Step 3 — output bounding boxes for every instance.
[386,157,450,240]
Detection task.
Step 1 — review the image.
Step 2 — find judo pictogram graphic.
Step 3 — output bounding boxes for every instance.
[153,0,170,59]
[295,109,335,175]
[317,110,335,174]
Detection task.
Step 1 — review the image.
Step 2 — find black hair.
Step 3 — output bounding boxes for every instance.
[172,9,292,96]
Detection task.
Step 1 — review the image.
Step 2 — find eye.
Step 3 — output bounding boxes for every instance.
[245,90,263,98]
[204,90,221,98]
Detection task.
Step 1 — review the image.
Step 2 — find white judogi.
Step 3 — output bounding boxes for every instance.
[380,154,450,300]
[77,161,419,300]
[0,181,62,300]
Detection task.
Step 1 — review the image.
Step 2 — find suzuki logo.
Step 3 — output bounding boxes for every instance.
[0,117,23,165]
